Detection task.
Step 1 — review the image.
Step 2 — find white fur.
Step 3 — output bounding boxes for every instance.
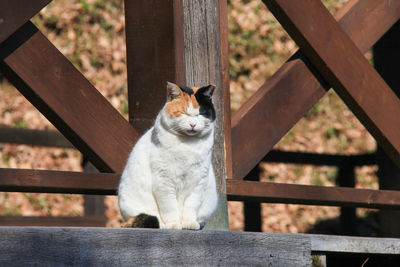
[118,102,217,229]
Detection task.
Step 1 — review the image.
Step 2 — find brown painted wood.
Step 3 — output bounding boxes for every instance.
[4,168,400,210]
[0,22,139,173]
[0,125,73,148]
[124,0,185,134]
[0,0,51,43]
[0,216,106,227]
[231,0,400,179]
[0,168,118,195]
[227,180,400,210]
[264,0,400,166]
[263,150,376,166]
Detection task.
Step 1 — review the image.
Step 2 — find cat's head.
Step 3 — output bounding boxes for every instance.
[161,82,216,137]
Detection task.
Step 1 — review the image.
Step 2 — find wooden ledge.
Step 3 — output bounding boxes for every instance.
[1,227,400,266]
[0,227,311,266]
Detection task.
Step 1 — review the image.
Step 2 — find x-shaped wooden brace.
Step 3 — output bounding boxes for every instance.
[0,0,140,173]
[232,0,400,179]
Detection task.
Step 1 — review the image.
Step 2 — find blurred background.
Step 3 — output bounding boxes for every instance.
[0,0,379,233]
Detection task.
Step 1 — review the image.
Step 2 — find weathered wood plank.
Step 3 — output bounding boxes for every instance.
[0,227,311,266]
[264,0,400,166]
[179,0,230,230]
[0,125,73,148]
[0,168,118,195]
[227,180,400,209]
[0,22,139,173]
[0,0,51,43]
[310,234,400,254]
[231,0,400,179]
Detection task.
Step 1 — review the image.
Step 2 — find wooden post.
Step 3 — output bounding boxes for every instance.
[124,0,230,230]
[337,163,356,235]
[244,164,262,232]
[374,21,400,238]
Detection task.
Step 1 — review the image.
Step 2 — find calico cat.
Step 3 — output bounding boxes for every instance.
[118,82,218,230]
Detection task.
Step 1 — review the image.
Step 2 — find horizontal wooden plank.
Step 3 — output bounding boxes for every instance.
[263,150,376,166]
[264,0,400,166]
[0,0,51,43]
[0,227,311,266]
[310,234,400,254]
[0,216,106,227]
[0,168,118,195]
[0,22,139,173]
[3,169,400,211]
[226,180,400,209]
[0,125,73,148]
[231,0,400,179]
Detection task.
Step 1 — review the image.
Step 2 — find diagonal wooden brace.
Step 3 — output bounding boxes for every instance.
[0,0,52,43]
[263,0,400,167]
[0,22,139,173]
[231,0,400,179]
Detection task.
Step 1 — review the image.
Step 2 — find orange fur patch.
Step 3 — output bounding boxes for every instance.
[164,88,199,117]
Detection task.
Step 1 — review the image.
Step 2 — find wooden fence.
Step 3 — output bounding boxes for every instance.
[1,0,400,265]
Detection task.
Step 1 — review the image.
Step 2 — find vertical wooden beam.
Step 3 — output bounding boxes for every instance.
[124,0,185,134]
[244,165,262,232]
[374,21,400,238]
[124,0,230,229]
[180,0,230,230]
[337,164,356,235]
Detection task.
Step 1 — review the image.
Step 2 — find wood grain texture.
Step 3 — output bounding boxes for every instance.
[310,234,400,254]
[0,22,139,173]
[227,180,400,209]
[231,0,400,179]
[0,0,51,43]
[264,0,400,166]
[0,227,311,266]
[181,0,227,193]
[180,0,229,230]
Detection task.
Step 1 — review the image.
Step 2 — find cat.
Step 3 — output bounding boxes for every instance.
[118,82,218,230]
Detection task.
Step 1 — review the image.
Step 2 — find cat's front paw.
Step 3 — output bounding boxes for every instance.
[182,219,200,230]
[162,220,182,230]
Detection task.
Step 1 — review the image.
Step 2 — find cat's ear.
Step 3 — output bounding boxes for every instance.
[197,84,216,98]
[167,82,181,101]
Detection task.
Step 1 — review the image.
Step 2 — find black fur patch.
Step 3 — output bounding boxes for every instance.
[195,85,216,121]
[132,213,160,228]
[179,86,194,95]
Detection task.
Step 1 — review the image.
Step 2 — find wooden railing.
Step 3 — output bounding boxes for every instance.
[1,0,400,232]
[1,0,400,265]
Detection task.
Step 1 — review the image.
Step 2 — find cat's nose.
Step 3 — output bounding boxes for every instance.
[190,123,196,129]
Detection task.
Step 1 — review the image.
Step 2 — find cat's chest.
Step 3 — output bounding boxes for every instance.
[152,133,212,168]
